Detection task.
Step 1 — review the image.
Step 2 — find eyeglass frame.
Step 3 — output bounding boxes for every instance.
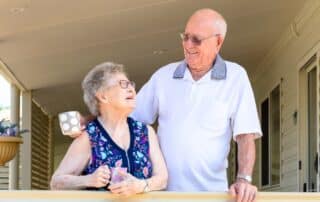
[179,32,220,46]
[119,80,135,89]
[108,79,136,89]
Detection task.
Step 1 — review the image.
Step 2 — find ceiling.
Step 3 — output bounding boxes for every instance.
[0,0,306,116]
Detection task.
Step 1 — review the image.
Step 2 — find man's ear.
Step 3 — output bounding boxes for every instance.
[216,36,224,53]
[96,91,108,104]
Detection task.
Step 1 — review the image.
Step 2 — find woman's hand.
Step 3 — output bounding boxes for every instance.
[109,171,146,197]
[88,165,111,188]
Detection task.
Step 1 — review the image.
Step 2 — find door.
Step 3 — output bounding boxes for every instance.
[299,55,319,192]
[307,67,318,191]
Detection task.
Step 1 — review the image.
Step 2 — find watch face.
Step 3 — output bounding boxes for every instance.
[244,176,252,182]
[145,186,150,192]
[237,174,252,183]
[143,180,150,192]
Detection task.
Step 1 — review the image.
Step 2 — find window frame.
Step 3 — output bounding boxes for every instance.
[260,83,282,189]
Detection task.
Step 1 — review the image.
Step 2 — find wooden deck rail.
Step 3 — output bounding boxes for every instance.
[1,191,320,202]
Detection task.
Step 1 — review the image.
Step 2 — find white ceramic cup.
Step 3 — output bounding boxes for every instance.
[58,111,81,136]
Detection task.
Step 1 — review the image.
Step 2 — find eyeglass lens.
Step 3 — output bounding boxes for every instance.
[180,33,202,45]
[119,80,135,89]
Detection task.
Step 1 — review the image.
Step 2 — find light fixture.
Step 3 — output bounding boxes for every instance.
[153,49,167,55]
[10,7,25,14]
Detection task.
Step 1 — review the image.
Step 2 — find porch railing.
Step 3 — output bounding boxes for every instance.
[0,191,320,202]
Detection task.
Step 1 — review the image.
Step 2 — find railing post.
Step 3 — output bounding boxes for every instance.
[9,84,20,190]
[20,91,32,189]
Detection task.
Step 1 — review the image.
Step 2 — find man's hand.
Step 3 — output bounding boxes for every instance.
[231,133,257,202]
[229,179,257,202]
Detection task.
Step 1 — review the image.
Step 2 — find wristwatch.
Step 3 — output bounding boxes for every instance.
[143,179,150,193]
[237,174,252,183]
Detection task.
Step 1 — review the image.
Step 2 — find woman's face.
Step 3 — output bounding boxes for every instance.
[97,73,136,113]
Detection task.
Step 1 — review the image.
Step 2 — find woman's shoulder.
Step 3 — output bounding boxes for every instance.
[85,118,99,138]
[128,117,157,138]
[128,117,151,137]
[128,117,147,129]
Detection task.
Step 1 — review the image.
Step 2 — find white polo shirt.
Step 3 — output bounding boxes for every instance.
[131,55,262,191]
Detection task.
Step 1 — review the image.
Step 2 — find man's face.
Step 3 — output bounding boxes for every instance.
[182,17,221,71]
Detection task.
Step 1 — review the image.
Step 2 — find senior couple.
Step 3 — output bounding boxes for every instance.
[51,8,262,202]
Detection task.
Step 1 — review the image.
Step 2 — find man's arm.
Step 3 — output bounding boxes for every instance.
[229,133,258,202]
[237,133,256,177]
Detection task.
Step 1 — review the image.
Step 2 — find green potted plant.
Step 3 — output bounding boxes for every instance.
[0,119,27,166]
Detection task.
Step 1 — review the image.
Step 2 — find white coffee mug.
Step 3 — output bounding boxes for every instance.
[58,111,81,136]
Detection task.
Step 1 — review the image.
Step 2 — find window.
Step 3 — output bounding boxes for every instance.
[261,98,269,186]
[261,85,281,187]
[0,74,10,120]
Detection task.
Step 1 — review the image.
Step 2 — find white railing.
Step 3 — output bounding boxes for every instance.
[0,191,320,202]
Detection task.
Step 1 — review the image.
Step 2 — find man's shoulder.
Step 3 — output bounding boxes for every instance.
[225,60,248,79]
[152,60,184,78]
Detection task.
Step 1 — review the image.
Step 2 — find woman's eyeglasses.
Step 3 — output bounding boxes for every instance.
[179,33,220,46]
[118,80,135,89]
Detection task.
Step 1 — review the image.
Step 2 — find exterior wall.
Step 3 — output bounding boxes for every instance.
[251,0,320,191]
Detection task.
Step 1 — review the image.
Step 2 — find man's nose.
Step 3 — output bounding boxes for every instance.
[183,39,195,48]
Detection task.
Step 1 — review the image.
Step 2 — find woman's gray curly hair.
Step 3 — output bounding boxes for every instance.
[82,62,126,116]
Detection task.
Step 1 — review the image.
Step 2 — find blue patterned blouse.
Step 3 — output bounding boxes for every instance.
[83,117,152,189]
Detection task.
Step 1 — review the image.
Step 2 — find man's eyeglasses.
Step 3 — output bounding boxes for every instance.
[179,33,220,46]
[118,80,136,89]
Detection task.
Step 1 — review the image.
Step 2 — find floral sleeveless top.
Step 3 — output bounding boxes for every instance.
[83,117,152,188]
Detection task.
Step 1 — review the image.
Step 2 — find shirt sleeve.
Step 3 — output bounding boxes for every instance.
[231,70,262,140]
[130,75,159,125]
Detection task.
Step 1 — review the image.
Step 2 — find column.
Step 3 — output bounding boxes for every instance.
[8,84,20,190]
[20,91,32,189]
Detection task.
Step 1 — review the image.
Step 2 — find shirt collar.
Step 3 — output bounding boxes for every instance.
[173,54,227,80]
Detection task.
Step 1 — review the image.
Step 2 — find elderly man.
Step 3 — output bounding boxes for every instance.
[131,8,262,202]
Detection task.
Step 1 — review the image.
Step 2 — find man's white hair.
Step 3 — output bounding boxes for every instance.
[214,18,227,39]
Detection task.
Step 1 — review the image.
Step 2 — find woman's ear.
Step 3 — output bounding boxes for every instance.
[96,91,108,104]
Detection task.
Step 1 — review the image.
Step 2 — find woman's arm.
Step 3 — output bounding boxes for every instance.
[50,132,110,190]
[144,125,168,191]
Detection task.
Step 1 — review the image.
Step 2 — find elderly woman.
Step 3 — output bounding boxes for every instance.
[50,62,168,195]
